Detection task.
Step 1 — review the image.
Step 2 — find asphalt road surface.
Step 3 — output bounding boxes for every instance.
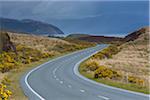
[21,44,149,100]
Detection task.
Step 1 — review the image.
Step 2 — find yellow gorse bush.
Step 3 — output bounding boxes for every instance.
[128,76,145,85]
[1,77,11,85]
[0,84,12,100]
[0,44,56,73]
[92,45,120,59]
[0,39,93,73]
[82,59,121,79]
[94,65,120,79]
[84,59,100,71]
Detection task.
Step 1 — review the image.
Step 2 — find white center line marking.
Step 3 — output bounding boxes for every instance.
[60,81,63,84]
[80,89,85,93]
[56,78,59,81]
[53,68,57,75]
[98,95,110,100]
[68,85,72,88]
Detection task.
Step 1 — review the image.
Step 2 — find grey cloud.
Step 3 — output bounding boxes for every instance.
[0,1,102,19]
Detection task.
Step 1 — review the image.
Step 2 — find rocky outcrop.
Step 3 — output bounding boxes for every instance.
[124,27,149,42]
[0,32,16,53]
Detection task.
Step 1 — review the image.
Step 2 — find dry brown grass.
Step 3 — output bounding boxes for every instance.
[0,31,96,99]
[0,73,7,83]
[8,32,71,53]
[79,27,150,93]
[93,28,150,86]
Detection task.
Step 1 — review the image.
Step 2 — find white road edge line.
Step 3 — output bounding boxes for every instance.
[25,69,45,100]
[73,45,150,98]
[24,46,96,99]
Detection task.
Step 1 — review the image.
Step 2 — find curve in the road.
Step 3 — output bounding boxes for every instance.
[21,44,149,100]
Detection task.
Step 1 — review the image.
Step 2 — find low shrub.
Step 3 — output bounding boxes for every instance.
[92,45,120,59]
[128,76,145,85]
[94,65,120,79]
[0,63,15,73]
[0,42,92,73]
[84,60,100,71]
[1,77,11,85]
[0,83,12,100]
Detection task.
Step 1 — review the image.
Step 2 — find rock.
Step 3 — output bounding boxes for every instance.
[0,32,16,53]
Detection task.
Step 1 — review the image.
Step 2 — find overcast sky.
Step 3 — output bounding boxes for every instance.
[0,0,149,36]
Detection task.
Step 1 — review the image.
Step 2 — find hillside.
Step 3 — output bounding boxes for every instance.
[0,31,96,99]
[123,27,149,42]
[0,31,95,73]
[0,31,96,74]
[101,27,149,76]
[79,27,149,93]
[8,32,70,53]
[66,34,91,39]
[0,18,64,35]
[78,35,123,43]
[0,31,74,74]
[66,34,123,43]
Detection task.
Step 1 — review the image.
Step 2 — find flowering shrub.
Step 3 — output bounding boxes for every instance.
[0,52,16,73]
[1,77,11,85]
[94,65,120,79]
[92,45,120,59]
[0,43,92,73]
[128,76,145,85]
[0,84,12,100]
[0,63,15,73]
[84,60,100,71]
[0,45,51,73]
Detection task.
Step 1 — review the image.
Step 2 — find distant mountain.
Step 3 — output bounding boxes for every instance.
[66,34,123,43]
[0,18,64,35]
[67,34,91,39]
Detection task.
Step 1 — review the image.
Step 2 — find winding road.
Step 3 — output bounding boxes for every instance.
[20,44,149,100]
